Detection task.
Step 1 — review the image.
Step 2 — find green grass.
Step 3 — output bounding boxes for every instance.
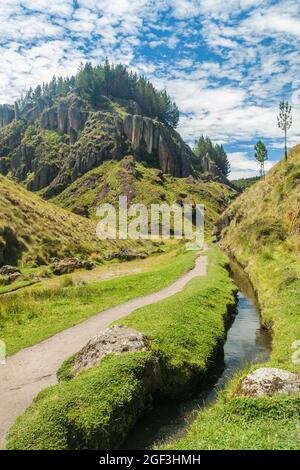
[53,159,236,232]
[7,245,237,449]
[7,352,154,450]
[0,173,106,266]
[167,146,300,451]
[0,248,197,356]
[117,245,236,392]
[0,279,39,295]
[165,392,300,450]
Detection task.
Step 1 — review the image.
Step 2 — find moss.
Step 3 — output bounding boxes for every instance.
[7,352,154,450]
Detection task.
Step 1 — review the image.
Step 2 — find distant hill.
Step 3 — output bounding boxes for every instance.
[230,176,260,191]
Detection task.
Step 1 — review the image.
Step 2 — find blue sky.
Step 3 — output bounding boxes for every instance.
[1,0,300,179]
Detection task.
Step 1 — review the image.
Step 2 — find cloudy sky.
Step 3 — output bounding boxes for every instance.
[0,0,300,179]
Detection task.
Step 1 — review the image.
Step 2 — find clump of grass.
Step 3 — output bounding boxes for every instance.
[7,352,154,450]
[163,392,300,450]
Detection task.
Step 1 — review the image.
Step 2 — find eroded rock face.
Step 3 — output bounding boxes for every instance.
[40,95,87,140]
[0,105,15,127]
[119,114,194,177]
[71,325,148,376]
[28,164,60,191]
[237,367,300,397]
[1,95,209,195]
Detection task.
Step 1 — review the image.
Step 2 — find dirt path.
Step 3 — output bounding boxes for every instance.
[0,254,207,449]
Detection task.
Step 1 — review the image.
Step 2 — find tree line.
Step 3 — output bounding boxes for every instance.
[17,60,179,128]
[193,135,231,177]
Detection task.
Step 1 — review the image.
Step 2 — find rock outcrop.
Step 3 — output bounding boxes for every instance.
[237,367,300,397]
[71,325,148,376]
[117,114,194,177]
[44,110,196,197]
[0,105,15,127]
[51,257,94,275]
[1,93,233,197]
[41,95,88,144]
[0,265,21,276]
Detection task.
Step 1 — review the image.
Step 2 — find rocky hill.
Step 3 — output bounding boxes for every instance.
[0,93,227,199]
[0,94,198,195]
[53,155,235,231]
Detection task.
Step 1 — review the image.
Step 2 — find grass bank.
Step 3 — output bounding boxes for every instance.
[0,248,196,356]
[166,149,300,450]
[7,245,237,450]
[165,379,300,450]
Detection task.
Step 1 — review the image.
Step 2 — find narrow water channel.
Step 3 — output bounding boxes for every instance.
[122,260,272,450]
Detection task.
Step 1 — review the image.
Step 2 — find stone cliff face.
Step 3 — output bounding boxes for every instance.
[0,94,203,197]
[43,111,196,198]
[117,114,194,176]
[0,105,15,127]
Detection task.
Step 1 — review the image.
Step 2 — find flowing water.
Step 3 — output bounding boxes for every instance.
[122,260,272,450]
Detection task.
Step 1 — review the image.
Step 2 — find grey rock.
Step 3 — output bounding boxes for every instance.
[72,325,148,376]
[120,155,137,175]
[0,104,15,127]
[51,257,93,275]
[238,367,300,397]
[28,164,59,191]
[8,272,22,283]
[0,265,21,275]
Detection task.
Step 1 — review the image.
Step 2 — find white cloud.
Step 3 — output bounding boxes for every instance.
[227,152,276,179]
[0,0,300,178]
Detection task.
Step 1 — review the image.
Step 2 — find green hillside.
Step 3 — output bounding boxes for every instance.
[219,145,300,367]
[53,156,235,232]
[0,174,118,267]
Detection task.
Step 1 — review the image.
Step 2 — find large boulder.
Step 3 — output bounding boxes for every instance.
[0,265,20,276]
[51,257,94,275]
[237,367,300,397]
[71,325,148,376]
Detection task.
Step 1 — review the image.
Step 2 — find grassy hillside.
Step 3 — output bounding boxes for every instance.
[53,157,235,232]
[219,144,300,368]
[166,146,300,450]
[0,155,235,269]
[0,174,98,266]
[0,173,136,267]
